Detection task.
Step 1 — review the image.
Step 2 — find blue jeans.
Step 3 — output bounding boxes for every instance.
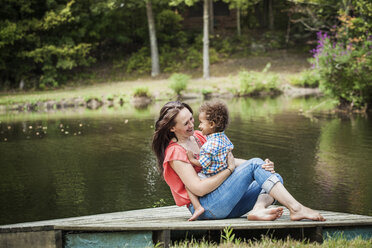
[188,158,283,219]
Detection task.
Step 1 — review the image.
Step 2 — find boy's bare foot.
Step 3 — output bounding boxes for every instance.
[247,207,283,221]
[188,206,205,221]
[290,205,326,221]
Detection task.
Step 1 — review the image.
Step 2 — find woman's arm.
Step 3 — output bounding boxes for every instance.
[170,160,232,197]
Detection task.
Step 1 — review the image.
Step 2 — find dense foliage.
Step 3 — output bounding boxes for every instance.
[0,0,147,89]
[310,0,372,110]
[0,0,306,90]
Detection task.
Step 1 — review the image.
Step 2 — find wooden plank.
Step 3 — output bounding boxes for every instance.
[1,206,372,233]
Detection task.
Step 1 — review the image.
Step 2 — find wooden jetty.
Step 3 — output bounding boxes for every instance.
[1,206,371,248]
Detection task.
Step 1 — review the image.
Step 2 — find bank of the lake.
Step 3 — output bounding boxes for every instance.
[0,79,322,113]
[0,51,322,112]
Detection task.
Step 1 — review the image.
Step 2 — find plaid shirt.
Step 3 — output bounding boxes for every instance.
[198,131,234,176]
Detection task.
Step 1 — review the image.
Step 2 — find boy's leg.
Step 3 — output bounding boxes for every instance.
[186,187,205,221]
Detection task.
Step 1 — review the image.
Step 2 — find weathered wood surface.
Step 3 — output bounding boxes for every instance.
[1,206,372,233]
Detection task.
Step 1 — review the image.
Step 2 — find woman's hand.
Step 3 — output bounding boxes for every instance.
[186,150,194,160]
[227,152,236,172]
[262,158,275,173]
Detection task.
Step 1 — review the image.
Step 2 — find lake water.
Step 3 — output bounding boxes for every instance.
[0,96,371,225]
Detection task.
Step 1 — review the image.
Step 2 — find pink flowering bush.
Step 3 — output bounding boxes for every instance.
[310,14,372,110]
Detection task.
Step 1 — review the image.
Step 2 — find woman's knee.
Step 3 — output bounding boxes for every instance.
[249,157,265,165]
[236,157,264,173]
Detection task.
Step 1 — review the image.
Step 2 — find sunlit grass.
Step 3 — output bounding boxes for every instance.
[170,235,372,248]
[0,70,299,106]
[0,80,172,106]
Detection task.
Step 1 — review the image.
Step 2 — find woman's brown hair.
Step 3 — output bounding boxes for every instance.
[152,101,193,175]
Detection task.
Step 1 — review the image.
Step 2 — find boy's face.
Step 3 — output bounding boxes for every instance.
[198,112,214,136]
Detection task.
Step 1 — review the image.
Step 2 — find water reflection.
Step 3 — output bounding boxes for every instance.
[0,96,371,225]
[315,116,372,215]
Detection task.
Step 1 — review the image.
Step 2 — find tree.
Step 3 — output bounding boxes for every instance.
[146,0,160,77]
[203,0,210,79]
[268,0,274,30]
[209,0,214,35]
[171,0,210,79]
[223,0,260,36]
[0,0,117,89]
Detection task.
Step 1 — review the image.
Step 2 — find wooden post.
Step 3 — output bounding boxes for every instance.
[0,230,62,248]
[153,230,170,248]
[305,226,323,243]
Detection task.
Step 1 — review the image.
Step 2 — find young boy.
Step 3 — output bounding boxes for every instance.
[186,100,234,221]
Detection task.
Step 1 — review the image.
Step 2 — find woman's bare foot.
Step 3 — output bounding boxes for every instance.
[247,207,283,221]
[290,205,326,221]
[188,206,205,221]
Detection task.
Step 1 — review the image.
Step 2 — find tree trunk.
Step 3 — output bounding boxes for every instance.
[263,0,268,28]
[255,3,264,28]
[286,13,291,47]
[237,7,241,37]
[209,0,214,35]
[203,0,210,79]
[268,0,274,30]
[146,0,159,77]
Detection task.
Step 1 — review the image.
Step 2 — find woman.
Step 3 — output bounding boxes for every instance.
[152,101,325,221]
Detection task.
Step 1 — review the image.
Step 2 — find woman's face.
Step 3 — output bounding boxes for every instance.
[170,108,194,138]
[198,112,214,136]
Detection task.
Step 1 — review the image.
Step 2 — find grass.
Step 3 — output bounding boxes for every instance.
[168,226,372,247]
[133,86,151,98]
[170,235,372,248]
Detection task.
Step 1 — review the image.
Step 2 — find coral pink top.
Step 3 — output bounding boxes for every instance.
[163,130,207,206]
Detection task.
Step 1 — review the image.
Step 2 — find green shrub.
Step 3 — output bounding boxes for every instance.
[201,88,213,99]
[238,65,281,96]
[126,47,151,75]
[169,73,190,95]
[133,86,150,98]
[212,36,235,56]
[209,48,220,64]
[186,47,202,69]
[160,46,183,73]
[310,13,372,109]
[156,10,185,47]
[263,31,286,49]
[201,88,213,95]
[290,70,320,88]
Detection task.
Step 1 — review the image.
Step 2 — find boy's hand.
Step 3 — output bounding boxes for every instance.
[262,158,275,173]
